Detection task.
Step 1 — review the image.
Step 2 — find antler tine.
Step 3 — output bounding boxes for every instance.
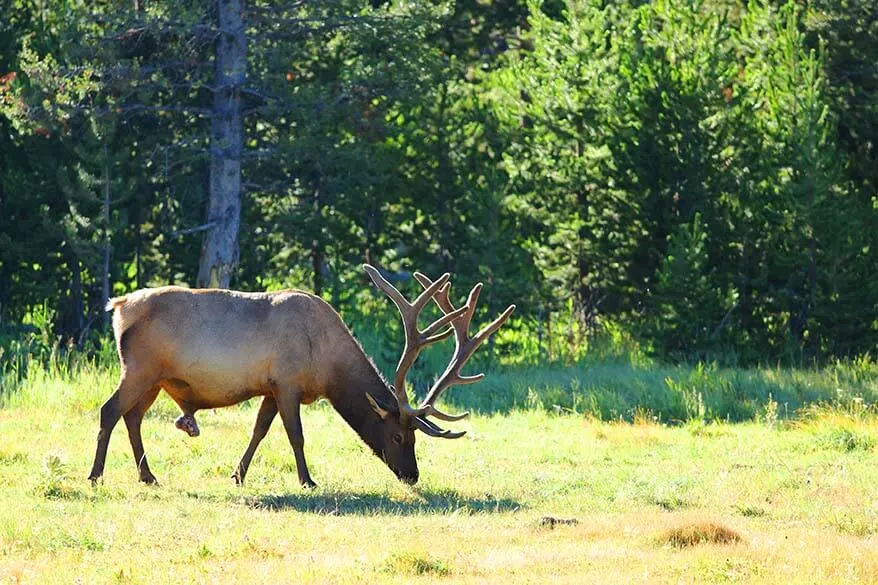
[412,416,466,439]
[413,272,516,431]
[363,264,450,322]
[362,264,469,416]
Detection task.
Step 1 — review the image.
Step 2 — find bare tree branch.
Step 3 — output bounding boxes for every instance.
[169,221,218,238]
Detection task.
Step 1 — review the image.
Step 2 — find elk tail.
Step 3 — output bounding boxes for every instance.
[105,295,129,312]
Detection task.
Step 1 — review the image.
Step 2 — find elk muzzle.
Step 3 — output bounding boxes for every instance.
[398,470,419,485]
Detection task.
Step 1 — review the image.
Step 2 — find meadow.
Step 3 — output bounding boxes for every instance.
[1,359,877,584]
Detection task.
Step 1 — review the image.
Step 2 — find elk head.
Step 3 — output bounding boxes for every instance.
[362,264,515,484]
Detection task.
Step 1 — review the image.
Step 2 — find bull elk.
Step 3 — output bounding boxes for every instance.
[87,264,514,487]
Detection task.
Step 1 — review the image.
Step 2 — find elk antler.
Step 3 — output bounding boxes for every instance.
[362,264,470,423]
[412,272,516,438]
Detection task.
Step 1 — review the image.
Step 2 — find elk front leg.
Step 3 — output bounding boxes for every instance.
[232,396,278,485]
[275,389,316,488]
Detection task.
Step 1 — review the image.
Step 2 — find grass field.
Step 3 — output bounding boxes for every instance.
[1,362,877,584]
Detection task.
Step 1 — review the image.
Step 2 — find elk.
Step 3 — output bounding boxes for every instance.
[87,264,514,487]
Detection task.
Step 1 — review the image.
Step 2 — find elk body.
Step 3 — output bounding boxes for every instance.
[87,265,514,487]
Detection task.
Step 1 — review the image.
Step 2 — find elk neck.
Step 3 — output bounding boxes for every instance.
[324,342,395,456]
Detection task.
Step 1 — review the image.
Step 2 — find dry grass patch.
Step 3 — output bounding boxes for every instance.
[815,426,875,452]
[658,521,743,548]
[828,511,878,537]
[381,551,451,576]
[794,404,878,453]
[599,420,668,446]
[733,504,768,518]
[538,516,580,529]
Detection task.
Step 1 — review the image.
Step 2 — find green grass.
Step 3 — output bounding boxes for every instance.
[1,361,878,583]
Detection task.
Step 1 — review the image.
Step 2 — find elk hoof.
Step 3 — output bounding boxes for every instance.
[174,414,200,437]
[301,479,318,489]
[140,473,158,485]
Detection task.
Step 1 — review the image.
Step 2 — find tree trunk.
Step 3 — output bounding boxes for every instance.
[575,186,597,338]
[101,143,111,329]
[67,248,84,340]
[537,308,544,361]
[311,239,324,297]
[434,81,452,273]
[310,187,324,296]
[739,242,751,335]
[135,202,142,288]
[806,233,817,356]
[197,0,246,289]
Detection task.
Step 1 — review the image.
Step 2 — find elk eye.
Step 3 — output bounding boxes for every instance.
[392,433,403,445]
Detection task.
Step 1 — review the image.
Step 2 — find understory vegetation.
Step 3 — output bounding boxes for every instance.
[3,324,877,424]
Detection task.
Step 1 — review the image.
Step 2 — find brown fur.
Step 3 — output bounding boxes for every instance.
[88,286,417,487]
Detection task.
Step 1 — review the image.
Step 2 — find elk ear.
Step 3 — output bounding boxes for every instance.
[366,392,390,419]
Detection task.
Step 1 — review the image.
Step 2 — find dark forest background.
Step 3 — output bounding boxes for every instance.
[1,0,876,370]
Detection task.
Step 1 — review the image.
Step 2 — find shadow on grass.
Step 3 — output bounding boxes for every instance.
[431,361,878,422]
[233,489,522,516]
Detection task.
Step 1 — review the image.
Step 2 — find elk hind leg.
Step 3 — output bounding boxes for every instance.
[123,385,161,484]
[88,372,155,483]
[233,395,278,485]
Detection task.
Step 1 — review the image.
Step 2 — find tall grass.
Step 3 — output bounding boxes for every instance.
[0,326,118,410]
[445,359,878,422]
[3,335,876,424]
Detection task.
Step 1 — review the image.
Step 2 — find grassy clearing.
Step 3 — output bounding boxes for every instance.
[1,363,877,583]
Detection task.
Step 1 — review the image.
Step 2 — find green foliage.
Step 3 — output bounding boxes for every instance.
[647,214,735,360]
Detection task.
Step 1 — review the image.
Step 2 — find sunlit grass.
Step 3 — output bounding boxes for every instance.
[658,521,743,548]
[1,363,877,583]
